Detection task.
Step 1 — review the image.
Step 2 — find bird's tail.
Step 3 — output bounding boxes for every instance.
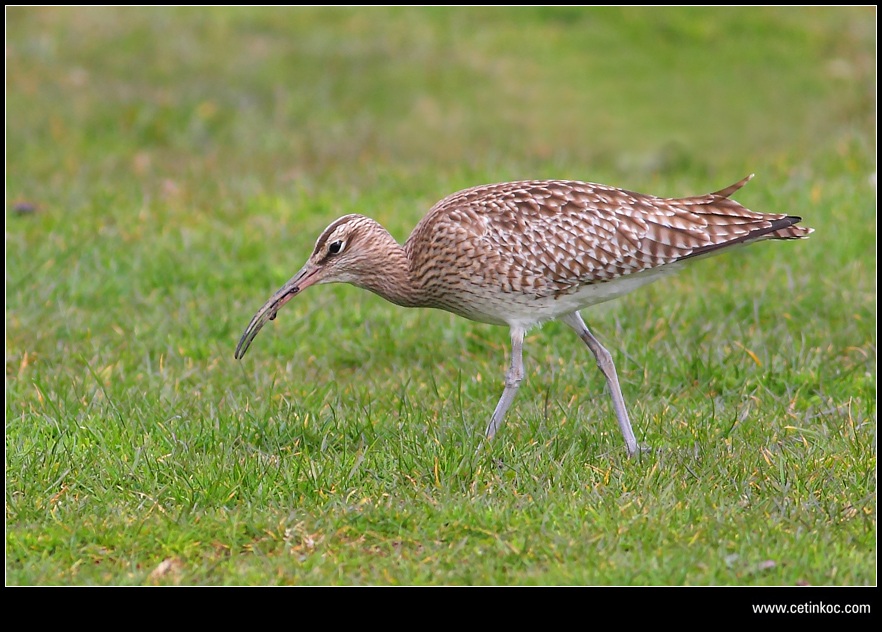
[672,175,814,262]
[767,222,814,240]
[712,174,814,240]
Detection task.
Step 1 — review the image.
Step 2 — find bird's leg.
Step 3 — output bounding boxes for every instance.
[485,326,526,440]
[561,312,639,457]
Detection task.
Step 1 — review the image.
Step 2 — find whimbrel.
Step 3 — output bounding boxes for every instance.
[236,175,812,456]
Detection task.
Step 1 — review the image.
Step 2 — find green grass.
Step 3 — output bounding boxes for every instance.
[6,7,876,587]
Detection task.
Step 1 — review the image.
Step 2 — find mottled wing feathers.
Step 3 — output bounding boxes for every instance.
[406,178,812,299]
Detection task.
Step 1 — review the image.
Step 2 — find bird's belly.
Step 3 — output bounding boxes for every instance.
[433,264,680,328]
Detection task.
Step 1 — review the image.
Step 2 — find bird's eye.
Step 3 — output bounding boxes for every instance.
[328,240,345,256]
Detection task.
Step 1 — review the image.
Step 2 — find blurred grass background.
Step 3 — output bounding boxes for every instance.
[5,7,876,587]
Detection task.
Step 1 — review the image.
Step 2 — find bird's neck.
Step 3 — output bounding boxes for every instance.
[350,224,425,308]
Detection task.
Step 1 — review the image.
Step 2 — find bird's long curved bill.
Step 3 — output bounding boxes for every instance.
[234,265,319,360]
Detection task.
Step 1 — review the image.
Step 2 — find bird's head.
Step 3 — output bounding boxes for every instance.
[234,214,388,359]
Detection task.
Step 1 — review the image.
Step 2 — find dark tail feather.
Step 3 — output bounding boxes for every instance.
[680,215,812,261]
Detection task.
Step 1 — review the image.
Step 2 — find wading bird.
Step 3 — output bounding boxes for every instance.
[236,175,812,456]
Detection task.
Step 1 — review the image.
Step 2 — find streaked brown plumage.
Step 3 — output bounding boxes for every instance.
[236,175,812,456]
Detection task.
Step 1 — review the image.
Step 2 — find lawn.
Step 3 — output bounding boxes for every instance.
[5,7,876,591]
